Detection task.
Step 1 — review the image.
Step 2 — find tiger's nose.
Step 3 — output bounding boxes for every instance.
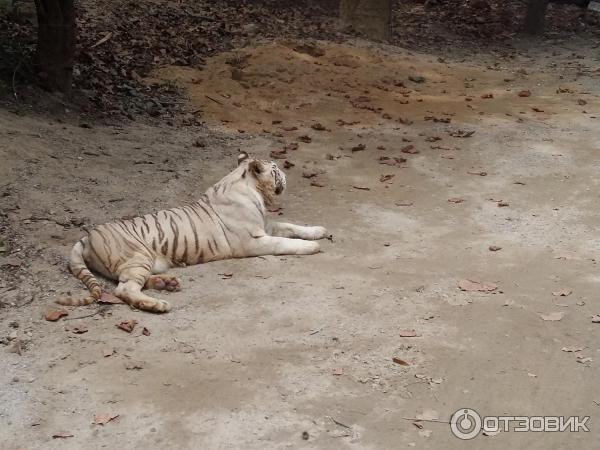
[275,185,284,195]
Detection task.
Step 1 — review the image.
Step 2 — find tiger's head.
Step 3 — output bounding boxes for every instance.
[238,151,286,205]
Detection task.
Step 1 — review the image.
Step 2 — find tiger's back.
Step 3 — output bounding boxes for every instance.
[85,198,238,281]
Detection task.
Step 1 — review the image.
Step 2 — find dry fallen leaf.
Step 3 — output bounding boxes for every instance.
[518,90,531,97]
[489,245,502,251]
[116,320,138,333]
[401,144,419,154]
[71,326,88,334]
[45,309,69,322]
[592,315,600,323]
[142,327,151,336]
[351,143,366,152]
[498,201,510,207]
[93,413,119,426]
[332,368,343,376]
[302,170,319,179]
[310,180,325,187]
[392,357,410,366]
[561,346,584,353]
[481,93,494,99]
[379,156,406,166]
[125,361,144,370]
[220,272,233,279]
[552,289,572,297]
[540,312,565,321]
[399,330,419,337]
[396,201,414,207]
[380,174,395,183]
[458,279,498,292]
[269,150,287,159]
[353,185,371,191]
[467,171,487,176]
[449,129,475,138]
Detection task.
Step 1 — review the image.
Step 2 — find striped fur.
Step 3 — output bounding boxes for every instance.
[58,153,328,313]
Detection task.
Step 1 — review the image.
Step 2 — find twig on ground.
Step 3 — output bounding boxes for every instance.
[205,95,223,105]
[328,416,352,429]
[401,417,450,424]
[12,57,22,100]
[64,307,107,320]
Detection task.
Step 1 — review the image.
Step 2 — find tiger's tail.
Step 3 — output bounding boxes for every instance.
[56,237,103,306]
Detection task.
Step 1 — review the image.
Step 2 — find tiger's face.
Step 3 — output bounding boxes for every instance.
[238,152,286,203]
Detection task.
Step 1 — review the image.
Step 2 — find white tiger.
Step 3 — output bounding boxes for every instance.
[58,152,329,312]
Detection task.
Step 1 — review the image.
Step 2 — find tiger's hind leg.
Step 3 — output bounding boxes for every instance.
[145,275,181,292]
[114,267,171,313]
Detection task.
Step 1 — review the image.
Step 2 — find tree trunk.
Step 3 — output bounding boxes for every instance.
[34,0,75,93]
[340,0,392,41]
[524,0,549,34]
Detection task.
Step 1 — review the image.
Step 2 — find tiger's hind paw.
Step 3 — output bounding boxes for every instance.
[145,275,181,292]
[311,226,329,240]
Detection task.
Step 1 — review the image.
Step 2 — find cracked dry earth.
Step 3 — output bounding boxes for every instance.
[2,37,600,449]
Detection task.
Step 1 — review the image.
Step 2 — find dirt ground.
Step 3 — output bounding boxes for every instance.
[2,34,600,449]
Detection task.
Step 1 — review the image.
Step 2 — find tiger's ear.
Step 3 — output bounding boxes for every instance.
[249,160,263,175]
[238,151,250,166]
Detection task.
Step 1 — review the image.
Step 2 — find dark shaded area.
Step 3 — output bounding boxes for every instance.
[34,0,75,92]
[340,0,392,40]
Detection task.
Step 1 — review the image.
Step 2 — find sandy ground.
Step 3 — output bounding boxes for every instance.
[1,36,600,449]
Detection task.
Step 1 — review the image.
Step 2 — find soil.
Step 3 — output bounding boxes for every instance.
[2,16,600,450]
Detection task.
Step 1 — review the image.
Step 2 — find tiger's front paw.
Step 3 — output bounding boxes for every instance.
[310,226,329,240]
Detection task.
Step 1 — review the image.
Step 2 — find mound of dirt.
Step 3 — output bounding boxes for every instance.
[149,40,536,133]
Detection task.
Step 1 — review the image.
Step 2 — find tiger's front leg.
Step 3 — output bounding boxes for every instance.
[245,235,321,257]
[267,222,329,240]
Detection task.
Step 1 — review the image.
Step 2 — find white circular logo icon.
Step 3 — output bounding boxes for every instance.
[450,408,482,440]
